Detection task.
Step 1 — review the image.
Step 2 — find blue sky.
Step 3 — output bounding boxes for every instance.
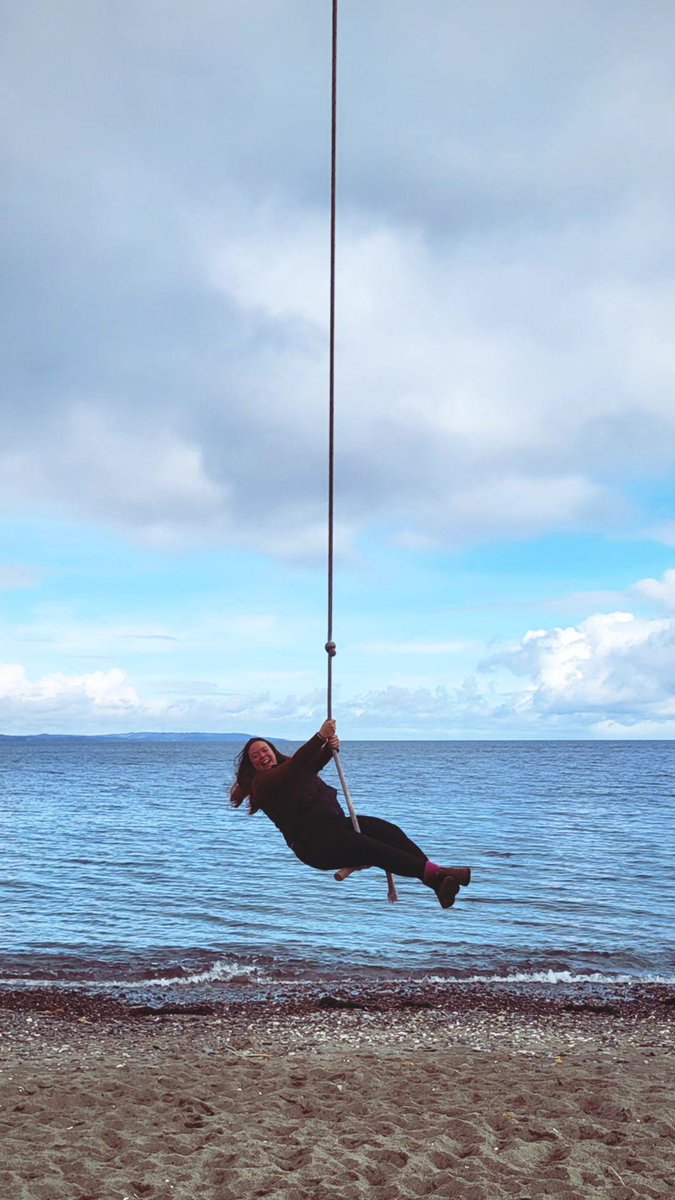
[2,1,675,738]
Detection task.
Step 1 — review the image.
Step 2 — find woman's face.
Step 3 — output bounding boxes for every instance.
[248,740,277,772]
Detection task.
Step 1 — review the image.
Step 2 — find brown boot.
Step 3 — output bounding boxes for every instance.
[437,866,471,887]
[436,876,460,909]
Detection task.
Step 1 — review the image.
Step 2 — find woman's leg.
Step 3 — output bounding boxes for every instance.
[295,818,427,879]
[355,814,428,860]
[293,816,471,908]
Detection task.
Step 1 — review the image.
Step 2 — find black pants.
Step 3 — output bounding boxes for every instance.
[292,814,428,880]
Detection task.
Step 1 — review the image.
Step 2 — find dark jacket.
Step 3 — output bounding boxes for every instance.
[250,733,345,848]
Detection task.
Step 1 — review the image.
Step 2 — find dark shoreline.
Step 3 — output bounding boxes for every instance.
[1,978,673,1024]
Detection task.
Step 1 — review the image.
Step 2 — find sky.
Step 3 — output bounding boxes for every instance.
[1,0,675,739]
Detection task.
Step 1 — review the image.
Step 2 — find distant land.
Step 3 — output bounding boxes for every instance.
[0,732,254,742]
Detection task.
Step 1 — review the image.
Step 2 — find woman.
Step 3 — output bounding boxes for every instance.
[230,719,471,909]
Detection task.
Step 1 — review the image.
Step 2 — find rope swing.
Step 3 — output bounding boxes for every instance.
[325,1,398,904]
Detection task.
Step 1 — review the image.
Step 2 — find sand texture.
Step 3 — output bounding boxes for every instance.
[1,985,673,1200]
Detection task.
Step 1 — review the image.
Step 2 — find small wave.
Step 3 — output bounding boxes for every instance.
[0,957,267,992]
[137,959,264,988]
[421,969,675,986]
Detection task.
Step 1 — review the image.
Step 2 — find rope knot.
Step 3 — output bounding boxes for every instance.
[325,641,337,657]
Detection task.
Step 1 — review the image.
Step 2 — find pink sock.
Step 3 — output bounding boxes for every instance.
[424,860,441,883]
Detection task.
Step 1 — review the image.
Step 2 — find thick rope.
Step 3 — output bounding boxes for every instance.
[325,0,397,904]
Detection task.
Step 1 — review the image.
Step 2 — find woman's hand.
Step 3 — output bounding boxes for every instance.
[319,719,340,751]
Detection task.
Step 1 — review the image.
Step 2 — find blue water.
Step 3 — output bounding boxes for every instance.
[1,738,674,997]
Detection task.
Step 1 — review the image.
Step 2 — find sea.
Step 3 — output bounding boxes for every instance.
[1,737,674,1005]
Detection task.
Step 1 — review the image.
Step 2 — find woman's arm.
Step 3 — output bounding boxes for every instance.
[293,720,339,772]
[309,735,333,773]
[287,731,331,772]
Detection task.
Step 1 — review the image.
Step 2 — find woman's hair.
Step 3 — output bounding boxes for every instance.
[230,737,289,814]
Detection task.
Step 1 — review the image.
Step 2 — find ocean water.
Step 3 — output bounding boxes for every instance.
[1,738,674,1000]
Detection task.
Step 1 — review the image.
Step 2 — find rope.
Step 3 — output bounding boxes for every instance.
[325,0,338,721]
[325,0,398,904]
[325,0,338,720]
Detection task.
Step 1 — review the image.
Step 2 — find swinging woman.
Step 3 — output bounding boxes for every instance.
[230,720,471,908]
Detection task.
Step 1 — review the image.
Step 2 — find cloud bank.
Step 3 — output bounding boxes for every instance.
[2,1,675,558]
[4,568,675,737]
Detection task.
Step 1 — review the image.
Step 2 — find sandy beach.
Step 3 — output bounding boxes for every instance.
[1,984,673,1200]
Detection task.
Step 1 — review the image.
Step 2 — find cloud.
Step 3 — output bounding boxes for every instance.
[4,561,675,735]
[632,568,675,611]
[1,2,674,558]
[560,567,675,616]
[348,574,675,734]
[0,664,145,727]
[592,717,675,739]
[488,610,675,725]
[341,678,503,736]
[0,660,327,735]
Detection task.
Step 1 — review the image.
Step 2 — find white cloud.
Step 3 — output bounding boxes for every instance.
[632,568,675,611]
[0,664,330,736]
[4,578,675,736]
[0,663,145,723]
[489,610,675,724]
[0,655,501,738]
[341,679,503,736]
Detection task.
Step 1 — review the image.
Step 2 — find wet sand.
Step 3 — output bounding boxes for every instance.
[1,984,673,1200]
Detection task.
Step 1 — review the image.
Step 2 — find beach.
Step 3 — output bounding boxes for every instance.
[1,984,673,1200]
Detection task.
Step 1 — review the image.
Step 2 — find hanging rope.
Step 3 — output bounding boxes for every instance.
[325,0,398,904]
[326,0,338,720]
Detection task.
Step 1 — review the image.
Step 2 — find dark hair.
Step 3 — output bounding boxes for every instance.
[230,737,289,814]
